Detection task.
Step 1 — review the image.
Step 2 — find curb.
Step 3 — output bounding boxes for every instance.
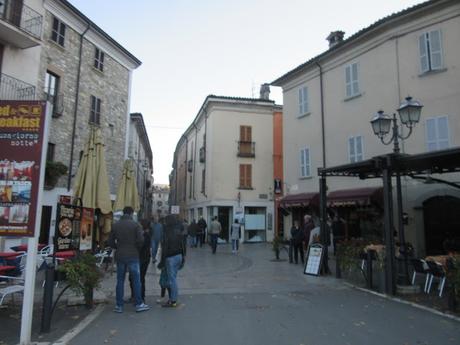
[50,304,105,345]
[344,282,460,323]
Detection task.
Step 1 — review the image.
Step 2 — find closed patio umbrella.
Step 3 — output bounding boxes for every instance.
[113,159,140,213]
[73,127,112,214]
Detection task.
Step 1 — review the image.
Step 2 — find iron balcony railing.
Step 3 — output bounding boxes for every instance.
[0,72,35,100]
[237,141,255,157]
[0,0,43,39]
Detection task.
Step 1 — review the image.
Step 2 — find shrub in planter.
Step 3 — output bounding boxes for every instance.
[58,253,102,308]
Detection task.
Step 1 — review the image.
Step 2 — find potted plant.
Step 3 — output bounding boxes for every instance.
[45,161,68,189]
[58,253,102,308]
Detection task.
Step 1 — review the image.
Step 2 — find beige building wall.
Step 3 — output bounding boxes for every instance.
[277,0,460,255]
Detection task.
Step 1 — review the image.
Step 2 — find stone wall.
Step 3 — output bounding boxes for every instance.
[38,11,130,194]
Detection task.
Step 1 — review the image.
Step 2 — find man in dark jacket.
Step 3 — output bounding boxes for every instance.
[108,207,149,313]
[198,216,207,246]
[160,214,184,308]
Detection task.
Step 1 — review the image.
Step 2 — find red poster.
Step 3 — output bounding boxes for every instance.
[0,101,47,237]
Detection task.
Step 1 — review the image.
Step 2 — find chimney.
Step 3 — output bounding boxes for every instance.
[259,83,270,100]
[326,31,345,48]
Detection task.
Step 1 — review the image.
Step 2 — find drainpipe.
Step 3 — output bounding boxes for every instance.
[67,23,90,190]
[193,123,198,200]
[184,136,188,203]
[202,111,208,198]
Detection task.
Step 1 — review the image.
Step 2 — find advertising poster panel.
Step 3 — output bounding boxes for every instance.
[79,207,94,251]
[0,101,47,237]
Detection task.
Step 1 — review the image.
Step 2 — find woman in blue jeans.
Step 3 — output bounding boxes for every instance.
[160,215,185,307]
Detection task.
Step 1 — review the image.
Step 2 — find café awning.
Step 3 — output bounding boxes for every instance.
[280,192,319,208]
[327,187,383,207]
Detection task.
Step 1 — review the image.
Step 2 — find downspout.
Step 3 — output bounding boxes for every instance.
[67,23,90,190]
[184,136,188,203]
[202,111,208,197]
[193,123,198,200]
[316,61,326,168]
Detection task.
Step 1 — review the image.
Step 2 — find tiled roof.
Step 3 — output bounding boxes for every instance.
[206,95,275,103]
[271,0,436,86]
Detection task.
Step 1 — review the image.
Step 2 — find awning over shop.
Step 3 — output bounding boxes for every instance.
[280,192,319,208]
[327,187,382,207]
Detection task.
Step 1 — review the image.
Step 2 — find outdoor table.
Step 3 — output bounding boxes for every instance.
[0,252,20,259]
[10,243,46,252]
[0,265,16,275]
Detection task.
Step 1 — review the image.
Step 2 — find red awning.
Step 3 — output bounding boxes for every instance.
[327,187,383,207]
[280,192,319,208]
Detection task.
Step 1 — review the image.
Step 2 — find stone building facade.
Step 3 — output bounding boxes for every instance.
[37,0,141,244]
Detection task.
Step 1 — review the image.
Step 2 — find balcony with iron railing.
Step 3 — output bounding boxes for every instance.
[0,0,42,48]
[237,141,255,158]
[0,72,35,100]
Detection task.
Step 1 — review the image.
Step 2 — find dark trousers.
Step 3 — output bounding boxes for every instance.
[293,243,304,264]
[210,234,218,254]
[288,239,294,263]
[197,233,203,247]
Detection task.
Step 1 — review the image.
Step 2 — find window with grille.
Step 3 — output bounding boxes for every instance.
[419,30,443,73]
[239,164,252,189]
[94,48,105,72]
[51,17,66,46]
[89,95,101,125]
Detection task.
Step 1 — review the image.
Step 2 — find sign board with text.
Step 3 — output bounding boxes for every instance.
[171,205,180,214]
[55,203,94,251]
[304,244,324,276]
[0,101,47,237]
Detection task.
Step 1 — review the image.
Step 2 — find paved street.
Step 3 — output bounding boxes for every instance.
[70,243,459,345]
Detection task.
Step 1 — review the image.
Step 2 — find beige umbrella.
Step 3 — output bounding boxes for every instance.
[73,127,112,214]
[113,159,140,213]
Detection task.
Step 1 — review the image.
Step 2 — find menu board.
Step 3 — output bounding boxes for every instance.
[304,244,324,276]
[55,204,94,252]
[0,101,47,237]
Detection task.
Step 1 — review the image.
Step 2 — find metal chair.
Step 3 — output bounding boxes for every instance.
[0,254,26,306]
[425,260,446,297]
[410,258,430,292]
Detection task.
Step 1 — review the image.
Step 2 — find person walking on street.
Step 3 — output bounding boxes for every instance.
[189,219,198,248]
[209,216,222,254]
[230,219,241,254]
[150,216,163,263]
[198,216,207,246]
[161,215,185,308]
[108,207,150,313]
[303,214,315,249]
[182,219,189,255]
[291,220,304,264]
[139,219,151,301]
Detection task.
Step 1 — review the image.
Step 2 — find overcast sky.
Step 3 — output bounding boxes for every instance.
[71,0,424,184]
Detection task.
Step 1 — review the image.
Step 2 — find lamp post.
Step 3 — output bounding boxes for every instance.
[370,96,423,286]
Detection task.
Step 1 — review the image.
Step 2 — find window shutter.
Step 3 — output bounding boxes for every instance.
[426,118,437,151]
[239,165,245,187]
[437,117,449,149]
[345,65,352,97]
[349,137,355,163]
[246,126,252,142]
[419,34,429,73]
[246,165,252,188]
[429,30,443,70]
[300,149,305,177]
[298,88,303,114]
[305,149,310,177]
[240,126,251,142]
[356,136,363,161]
[303,87,308,114]
[352,63,359,95]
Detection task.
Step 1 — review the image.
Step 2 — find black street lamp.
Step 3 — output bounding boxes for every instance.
[370,96,423,286]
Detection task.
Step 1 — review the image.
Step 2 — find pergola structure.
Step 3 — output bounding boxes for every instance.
[318,147,460,295]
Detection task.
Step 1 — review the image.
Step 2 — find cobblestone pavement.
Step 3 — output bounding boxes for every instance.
[67,243,459,345]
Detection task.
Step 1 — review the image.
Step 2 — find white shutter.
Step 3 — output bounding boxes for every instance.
[300,149,305,177]
[348,137,355,163]
[345,65,352,97]
[300,148,310,177]
[437,116,449,149]
[429,30,443,70]
[419,34,429,73]
[303,87,308,114]
[352,63,359,95]
[356,136,363,161]
[298,88,303,115]
[426,118,437,151]
[305,148,310,177]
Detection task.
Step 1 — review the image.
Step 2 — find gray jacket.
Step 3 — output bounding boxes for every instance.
[209,220,222,235]
[108,215,144,261]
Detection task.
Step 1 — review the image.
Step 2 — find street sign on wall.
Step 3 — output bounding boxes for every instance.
[0,101,47,237]
[171,205,180,214]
